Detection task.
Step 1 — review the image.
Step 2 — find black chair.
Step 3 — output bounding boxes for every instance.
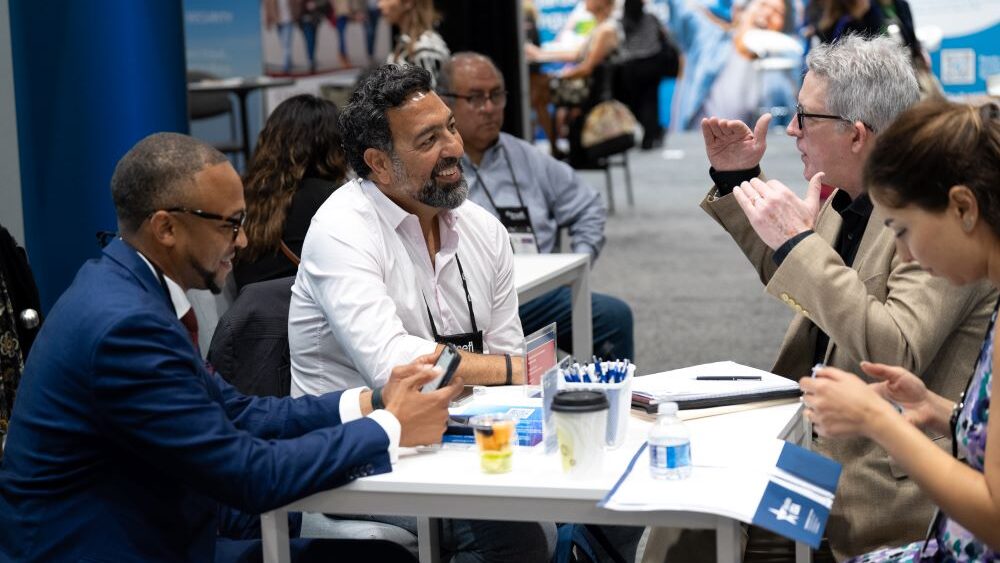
[207,276,419,553]
[209,276,295,397]
[187,70,244,163]
[565,61,635,214]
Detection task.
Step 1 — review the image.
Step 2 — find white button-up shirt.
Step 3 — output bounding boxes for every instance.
[289,179,523,395]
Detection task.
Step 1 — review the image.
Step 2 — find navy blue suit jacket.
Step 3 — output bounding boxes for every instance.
[0,240,392,562]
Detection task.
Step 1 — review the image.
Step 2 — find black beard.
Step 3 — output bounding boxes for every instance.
[189,256,223,295]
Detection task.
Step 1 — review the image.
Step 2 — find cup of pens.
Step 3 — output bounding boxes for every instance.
[559,359,635,449]
[470,413,517,474]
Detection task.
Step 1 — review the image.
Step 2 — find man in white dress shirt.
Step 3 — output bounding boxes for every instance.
[288,64,554,563]
[289,64,527,395]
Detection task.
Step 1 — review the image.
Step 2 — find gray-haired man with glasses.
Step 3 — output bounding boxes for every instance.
[670,34,998,560]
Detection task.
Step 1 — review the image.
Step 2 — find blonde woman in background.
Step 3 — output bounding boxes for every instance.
[378,0,450,86]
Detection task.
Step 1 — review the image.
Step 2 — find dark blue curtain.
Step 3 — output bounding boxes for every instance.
[10,0,189,311]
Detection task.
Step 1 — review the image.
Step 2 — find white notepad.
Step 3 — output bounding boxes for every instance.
[632,361,801,410]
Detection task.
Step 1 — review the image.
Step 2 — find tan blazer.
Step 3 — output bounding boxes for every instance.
[702,186,997,559]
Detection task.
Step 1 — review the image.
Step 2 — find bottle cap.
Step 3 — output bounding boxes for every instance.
[657,401,679,415]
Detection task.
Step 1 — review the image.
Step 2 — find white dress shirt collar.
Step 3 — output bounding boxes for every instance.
[136,252,191,320]
[361,179,461,255]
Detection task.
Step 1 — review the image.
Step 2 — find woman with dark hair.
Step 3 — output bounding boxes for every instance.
[234,94,348,289]
[618,0,677,149]
[802,100,1000,562]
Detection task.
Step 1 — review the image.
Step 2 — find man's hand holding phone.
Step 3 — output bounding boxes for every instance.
[382,351,464,447]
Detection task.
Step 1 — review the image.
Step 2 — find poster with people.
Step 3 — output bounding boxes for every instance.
[260,0,391,76]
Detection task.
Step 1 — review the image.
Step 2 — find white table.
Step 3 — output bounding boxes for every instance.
[260,388,808,563]
[513,254,592,359]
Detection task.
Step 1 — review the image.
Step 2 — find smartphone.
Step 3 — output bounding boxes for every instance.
[449,385,474,408]
[421,344,461,393]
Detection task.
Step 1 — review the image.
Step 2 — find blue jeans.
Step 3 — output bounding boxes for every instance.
[299,21,318,68]
[519,287,634,361]
[277,22,294,73]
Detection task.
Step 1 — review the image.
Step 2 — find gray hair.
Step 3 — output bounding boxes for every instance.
[111,132,228,233]
[806,34,919,133]
[437,52,505,99]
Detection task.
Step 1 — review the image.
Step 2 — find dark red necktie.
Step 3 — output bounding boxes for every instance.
[180,309,200,352]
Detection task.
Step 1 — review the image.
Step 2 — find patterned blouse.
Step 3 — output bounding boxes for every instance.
[849,302,998,562]
[386,29,450,89]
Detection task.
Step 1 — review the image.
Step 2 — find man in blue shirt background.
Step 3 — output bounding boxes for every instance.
[439,52,634,362]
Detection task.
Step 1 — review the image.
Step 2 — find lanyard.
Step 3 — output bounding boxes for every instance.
[471,143,527,214]
[425,253,479,339]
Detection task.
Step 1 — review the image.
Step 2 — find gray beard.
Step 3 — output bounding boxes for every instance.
[392,154,469,210]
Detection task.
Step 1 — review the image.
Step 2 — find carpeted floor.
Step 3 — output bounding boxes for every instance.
[575,128,811,376]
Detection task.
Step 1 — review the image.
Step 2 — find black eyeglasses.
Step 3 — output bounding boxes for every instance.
[795,104,874,132]
[165,207,246,241]
[441,90,508,110]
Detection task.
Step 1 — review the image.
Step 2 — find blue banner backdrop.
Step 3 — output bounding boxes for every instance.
[10,1,189,311]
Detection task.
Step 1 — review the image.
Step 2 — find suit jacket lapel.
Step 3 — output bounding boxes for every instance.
[771,191,844,377]
[103,239,173,309]
[849,204,888,276]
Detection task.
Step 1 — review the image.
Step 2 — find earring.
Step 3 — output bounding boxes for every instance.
[964,218,974,232]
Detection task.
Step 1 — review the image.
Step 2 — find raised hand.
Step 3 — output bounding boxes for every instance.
[861,361,947,434]
[732,172,824,250]
[383,355,463,447]
[701,113,771,171]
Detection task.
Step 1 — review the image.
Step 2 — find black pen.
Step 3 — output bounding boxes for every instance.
[695,376,762,381]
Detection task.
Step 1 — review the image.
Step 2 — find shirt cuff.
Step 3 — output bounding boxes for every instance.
[709,165,762,196]
[367,409,402,464]
[772,230,815,266]
[571,242,597,262]
[338,386,367,422]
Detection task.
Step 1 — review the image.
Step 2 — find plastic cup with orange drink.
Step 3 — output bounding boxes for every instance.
[470,413,517,474]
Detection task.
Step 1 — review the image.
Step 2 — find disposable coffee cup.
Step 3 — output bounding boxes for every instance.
[551,390,608,479]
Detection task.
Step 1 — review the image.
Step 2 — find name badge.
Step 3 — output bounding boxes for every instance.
[437,330,484,354]
[497,206,539,255]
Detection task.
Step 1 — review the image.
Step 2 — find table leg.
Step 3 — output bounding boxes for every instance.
[716,518,743,563]
[261,510,291,563]
[796,540,814,563]
[236,90,251,167]
[570,259,593,359]
[417,516,442,563]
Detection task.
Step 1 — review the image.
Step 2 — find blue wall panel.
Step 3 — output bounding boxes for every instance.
[10,1,189,310]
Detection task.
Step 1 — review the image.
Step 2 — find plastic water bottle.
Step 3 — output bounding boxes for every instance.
[648,402,692,479]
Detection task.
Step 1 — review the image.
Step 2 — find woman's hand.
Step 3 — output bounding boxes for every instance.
[861,361,951,434]
[799,366,897,438]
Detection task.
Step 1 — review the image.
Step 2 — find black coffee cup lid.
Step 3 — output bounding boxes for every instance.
[551,390,609,413]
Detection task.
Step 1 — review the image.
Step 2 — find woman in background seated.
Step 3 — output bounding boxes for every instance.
[802,100,1000,561]
[234,94,348,289]
[525,0,620,167]
[378,0,449,87]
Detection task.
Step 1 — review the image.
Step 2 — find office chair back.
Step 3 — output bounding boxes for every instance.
[208,276,295,397]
